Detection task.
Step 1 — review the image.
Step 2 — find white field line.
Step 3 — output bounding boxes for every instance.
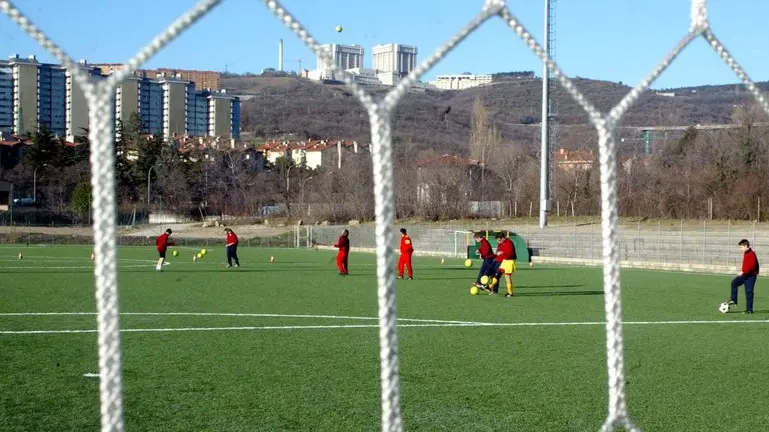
[0,265,155,270]
[0,312,478,325]
[3,319,769,335]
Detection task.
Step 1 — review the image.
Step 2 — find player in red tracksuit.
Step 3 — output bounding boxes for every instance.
[728,239,760,314]
[155,228,174,271]
[334,229,350,275]
[397,228,414,279]
[224,227,240,268]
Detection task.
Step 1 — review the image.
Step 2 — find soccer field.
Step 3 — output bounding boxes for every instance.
[1,246,768,432]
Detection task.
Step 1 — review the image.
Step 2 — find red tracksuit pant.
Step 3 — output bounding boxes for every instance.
[337,252,348,274]
[398,252,413,278]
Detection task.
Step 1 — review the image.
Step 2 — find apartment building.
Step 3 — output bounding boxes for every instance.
[0,55,101,140]
[3,54,239,141]
[116,76,239,140]
[94,64,221,91]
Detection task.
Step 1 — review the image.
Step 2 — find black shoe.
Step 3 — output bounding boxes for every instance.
[743,310,754,314]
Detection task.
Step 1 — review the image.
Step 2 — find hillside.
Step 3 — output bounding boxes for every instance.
[224,75,769,153]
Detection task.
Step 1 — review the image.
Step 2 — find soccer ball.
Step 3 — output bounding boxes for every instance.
[335,25,343,32]
[480,275,489,285]
[464,259,473,268]
[470,286,479,295]
[200,248,207,256]
[197,252,203,259]
[719,302,730,314]
[172,250,178,257]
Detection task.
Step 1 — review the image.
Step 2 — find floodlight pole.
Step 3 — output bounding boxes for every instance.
[539,0,551,229]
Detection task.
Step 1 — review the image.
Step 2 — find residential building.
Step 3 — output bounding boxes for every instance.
[257,139,367,169]
[116,74,238,140]
[159,75,195,139]
[9,55,42,136]
[66,61,104,141]
[207,92,240,139]
[432,73,493,90]
[372,44,417,78]
[6,55,238,141]
[94,64,221,91]
[154,68,220,91]
[188,92,210,137]
[115,76,163,135]
[0,62,12,133]
[3,54,101,139]
[37,62,67,137]
[554,148,595,171]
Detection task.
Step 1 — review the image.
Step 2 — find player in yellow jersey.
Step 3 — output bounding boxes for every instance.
[488,232,517,297]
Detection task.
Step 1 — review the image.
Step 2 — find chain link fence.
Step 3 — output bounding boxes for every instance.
[309,220,764,273]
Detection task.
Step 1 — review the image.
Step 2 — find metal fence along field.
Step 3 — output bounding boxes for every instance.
[3,0,769,431]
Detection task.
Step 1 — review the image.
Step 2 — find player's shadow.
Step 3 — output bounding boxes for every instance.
[517,284,586,289]
[514,285,603,297]
[416,276,479,280]
[515,290,604,297]
[726,309,769,314]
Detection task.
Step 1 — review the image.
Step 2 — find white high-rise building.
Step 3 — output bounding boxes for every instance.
[433,74,493,90]
[317,44,364,71]
[372,44,418,78]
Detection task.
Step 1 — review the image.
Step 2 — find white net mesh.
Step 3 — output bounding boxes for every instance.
[4,0,769,430]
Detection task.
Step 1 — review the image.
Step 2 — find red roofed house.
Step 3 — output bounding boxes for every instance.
[554,148,595,171]
[0,131,29,170]
[257,139,368,169]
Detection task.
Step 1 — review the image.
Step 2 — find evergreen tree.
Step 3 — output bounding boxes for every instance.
[24,125,60,167]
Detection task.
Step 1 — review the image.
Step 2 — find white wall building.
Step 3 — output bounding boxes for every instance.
[344,68,384,86]
[372,44,417,78]
[317,44,364,72]
[433,73,493,90]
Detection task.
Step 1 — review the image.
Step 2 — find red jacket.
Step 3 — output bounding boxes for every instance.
[156,233,174,252]
[334,235,350,254]
[478,238,494,260]
[495,238,515,262]
[400,235,414,254]
[742,249,760,276]
[226,231,238,247]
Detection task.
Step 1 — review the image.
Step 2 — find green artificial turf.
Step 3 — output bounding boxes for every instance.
[1,245,768,431]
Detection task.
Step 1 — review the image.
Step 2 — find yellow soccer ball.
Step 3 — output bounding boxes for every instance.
[470,286,479,295]
[464,259,473,268]
[201,248,207,256]
[172,250,178,257]
[480,275,489,285]
[335,25,343,32]
[196,252,203,259]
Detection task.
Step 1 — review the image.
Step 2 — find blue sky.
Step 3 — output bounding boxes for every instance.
[0,0,766,89]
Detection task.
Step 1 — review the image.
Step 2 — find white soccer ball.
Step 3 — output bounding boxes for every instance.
[719,302,730,314]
